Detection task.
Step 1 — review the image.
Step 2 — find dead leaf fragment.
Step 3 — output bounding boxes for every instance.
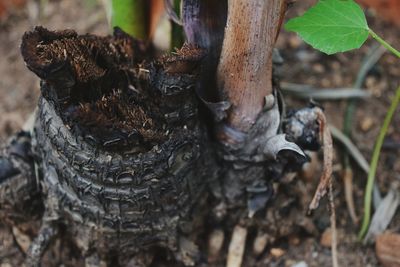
[365,189,400,243]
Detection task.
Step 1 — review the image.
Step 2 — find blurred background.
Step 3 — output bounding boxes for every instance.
[0,0,399,266]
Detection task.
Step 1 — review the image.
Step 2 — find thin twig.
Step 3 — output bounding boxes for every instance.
[281,83,370,100]
[343,168,358,224]
[308,108,338,266]
[329,176,339,267]
[308,108,333,211]
[329,125,369,173]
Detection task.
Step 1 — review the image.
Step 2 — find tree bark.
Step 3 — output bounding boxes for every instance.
[217,0,286,132]
[18,26,215,266]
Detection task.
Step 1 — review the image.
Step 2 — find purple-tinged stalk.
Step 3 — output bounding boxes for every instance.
[183,0,227,101]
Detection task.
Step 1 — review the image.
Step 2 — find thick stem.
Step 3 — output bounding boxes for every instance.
[217,0,286,132]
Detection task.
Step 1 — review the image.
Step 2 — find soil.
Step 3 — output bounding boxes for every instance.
[0,0,399,266]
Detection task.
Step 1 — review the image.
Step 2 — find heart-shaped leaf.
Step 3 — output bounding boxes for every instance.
[285,0,369,55]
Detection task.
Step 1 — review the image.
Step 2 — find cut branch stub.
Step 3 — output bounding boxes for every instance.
[217,0,286,133]
[20,27,214,264]
[21,26,204,151]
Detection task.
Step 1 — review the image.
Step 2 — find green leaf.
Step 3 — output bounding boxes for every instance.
[285,0,369,55]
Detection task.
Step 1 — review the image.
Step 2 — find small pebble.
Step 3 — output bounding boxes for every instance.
[312,251,318,258]
[270,248,285,258]
[312,63,325,73]
[320,228,332,248]
[253,233,269,256]
[360,117,374,132]
[289,35,302,48]
[289,235,301,246]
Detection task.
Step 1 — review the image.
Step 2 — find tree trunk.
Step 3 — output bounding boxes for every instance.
[217,0,286,132]
[0,1,324,266]
[207,0,306,232]
[18,26,217,266]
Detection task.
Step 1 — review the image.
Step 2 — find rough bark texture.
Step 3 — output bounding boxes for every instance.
[217,0,286,131]
[0,15,324,266]
[17,27,216,266]
[207,0,308,242]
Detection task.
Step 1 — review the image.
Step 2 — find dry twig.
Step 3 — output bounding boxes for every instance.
[308,108,333,211]
[308,108,339,267]
[343,168,359,225]
[329,174,339,267]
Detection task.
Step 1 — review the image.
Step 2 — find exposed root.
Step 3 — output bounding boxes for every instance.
[226,225,247,267]
[343,167,359,225]
[308,108,333,212]
[307,108,338,267]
